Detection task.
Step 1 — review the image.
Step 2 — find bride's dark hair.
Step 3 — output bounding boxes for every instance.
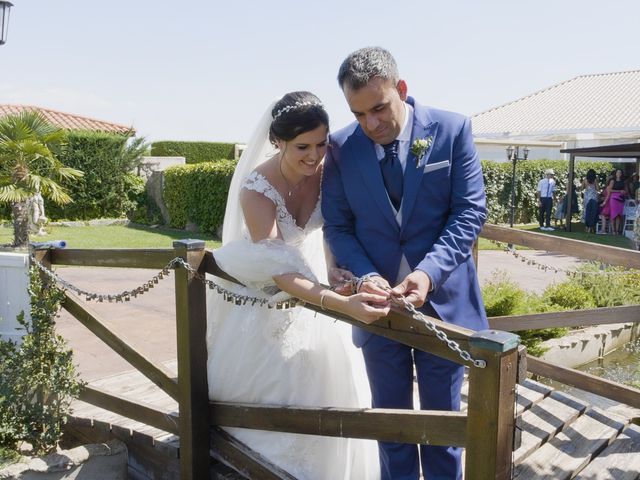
[269,91,329,146]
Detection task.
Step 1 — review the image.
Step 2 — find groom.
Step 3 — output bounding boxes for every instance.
[322,47,488,479]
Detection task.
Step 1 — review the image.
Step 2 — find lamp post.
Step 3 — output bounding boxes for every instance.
[506,145,529,228]
[0,1,13,46]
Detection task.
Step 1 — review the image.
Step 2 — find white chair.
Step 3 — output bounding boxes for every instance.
[623,199,638,233]
[596,214,612,234]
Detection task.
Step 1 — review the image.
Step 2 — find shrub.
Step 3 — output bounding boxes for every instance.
[0,268,83,455]
[46,131,148,220]
[481,271,571,357]
[542,282,596,310]
[163,160,237,233]
[516,328,570,357]
[151,141,236,164]
[481,271,525,317]
[512,292,556,315]
[569,264,640,307]
[128,185,163,225]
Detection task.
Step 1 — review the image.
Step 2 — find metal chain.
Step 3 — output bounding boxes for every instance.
[353,275,486,368]
[30,256,303,309]
[490,239,639,276]
[389,292,486,368]
[172,258,304,310]
[31,255,178,303]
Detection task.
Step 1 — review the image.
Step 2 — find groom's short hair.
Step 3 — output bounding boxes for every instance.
[338,47,399,91]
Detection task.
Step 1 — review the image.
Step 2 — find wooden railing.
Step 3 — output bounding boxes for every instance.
[33,240,522,480]
[481,224,640,411]
[204,247,521,479]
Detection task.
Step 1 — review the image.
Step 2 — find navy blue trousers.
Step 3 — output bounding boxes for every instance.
[538,197,553,227]
[361,333,464,480]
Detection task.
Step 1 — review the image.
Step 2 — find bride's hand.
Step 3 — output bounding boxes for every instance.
[343,292,390,324]
[328,267,354,295]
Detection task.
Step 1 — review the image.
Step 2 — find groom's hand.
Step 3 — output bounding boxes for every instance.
[392,270,431,308]
[359,275,391,300]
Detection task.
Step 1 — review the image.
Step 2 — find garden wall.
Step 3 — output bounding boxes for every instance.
[0,252,29,342]
[540,322,640,368]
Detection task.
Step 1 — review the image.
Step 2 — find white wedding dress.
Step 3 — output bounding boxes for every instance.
[206,171,380,479]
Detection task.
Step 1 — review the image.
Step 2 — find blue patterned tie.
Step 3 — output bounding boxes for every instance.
[380,140,403,210]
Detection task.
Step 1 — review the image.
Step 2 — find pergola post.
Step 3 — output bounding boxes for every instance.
[636,157,640,201]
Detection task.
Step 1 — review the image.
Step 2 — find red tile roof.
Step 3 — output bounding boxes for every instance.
[0,104,134,135]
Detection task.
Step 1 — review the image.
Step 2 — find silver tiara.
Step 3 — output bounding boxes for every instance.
[273,101,324,120]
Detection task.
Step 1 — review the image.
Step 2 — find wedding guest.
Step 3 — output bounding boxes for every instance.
[536,169,556,231]
[581,169,599,233]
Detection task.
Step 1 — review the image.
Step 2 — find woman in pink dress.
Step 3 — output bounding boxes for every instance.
[600,169,627,234]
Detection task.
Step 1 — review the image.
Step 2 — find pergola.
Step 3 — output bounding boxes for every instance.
[561,143,640,231]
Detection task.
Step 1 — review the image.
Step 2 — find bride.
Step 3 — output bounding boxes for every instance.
[206,91,387,479]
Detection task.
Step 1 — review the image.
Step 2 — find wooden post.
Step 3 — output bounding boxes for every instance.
[173,239,209,479]
[465,329,520,480]
[636,157,640,201]
[32,246,52,269]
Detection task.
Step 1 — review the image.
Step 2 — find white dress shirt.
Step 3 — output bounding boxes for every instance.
[537,177,556,198]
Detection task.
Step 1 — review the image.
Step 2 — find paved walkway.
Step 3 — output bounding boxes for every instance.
[476,249,584,293]
[55,250,587,381]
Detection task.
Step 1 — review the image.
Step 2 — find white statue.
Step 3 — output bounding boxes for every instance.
[28,191,48,236]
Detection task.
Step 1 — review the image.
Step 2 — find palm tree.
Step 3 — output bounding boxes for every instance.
[0,111,83,247]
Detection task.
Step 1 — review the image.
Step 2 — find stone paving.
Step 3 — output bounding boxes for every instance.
[476,249,585,294]
[54,250,588,381]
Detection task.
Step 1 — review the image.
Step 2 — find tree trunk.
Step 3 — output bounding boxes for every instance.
[11,200,29,248]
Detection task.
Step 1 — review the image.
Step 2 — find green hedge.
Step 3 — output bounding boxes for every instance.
[0,131,146,222]
[46,131,146,220]
[481,159,613,224]
[151,141,236,164]
[163,160,237,233]
[1,154,617,226]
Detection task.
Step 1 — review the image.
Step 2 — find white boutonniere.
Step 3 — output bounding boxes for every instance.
[411,136,434,167]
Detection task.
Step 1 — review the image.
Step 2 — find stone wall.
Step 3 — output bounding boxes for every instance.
[540,322,640,368]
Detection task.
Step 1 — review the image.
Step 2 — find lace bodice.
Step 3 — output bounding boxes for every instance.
[242,171,323,246]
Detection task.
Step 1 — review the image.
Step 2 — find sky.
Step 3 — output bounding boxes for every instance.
[1,0,639,144]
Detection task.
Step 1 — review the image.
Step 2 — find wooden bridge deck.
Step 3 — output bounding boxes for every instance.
[67,363,640,480]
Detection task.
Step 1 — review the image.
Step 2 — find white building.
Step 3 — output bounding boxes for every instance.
[472,70,640,162]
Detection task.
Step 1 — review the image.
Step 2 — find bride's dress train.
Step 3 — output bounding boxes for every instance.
[206,172,380,479]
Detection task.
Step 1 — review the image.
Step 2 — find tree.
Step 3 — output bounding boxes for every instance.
[0,111,83,247]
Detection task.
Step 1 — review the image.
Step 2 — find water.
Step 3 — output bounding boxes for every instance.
[576,338,640,389]
[539,339,640,415]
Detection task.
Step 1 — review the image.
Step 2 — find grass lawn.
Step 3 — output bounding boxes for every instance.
[0,223,222,249]
[0,221,633,252]
[519,222,634,249]
[477,237,512,250]
[478,222,635,250]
